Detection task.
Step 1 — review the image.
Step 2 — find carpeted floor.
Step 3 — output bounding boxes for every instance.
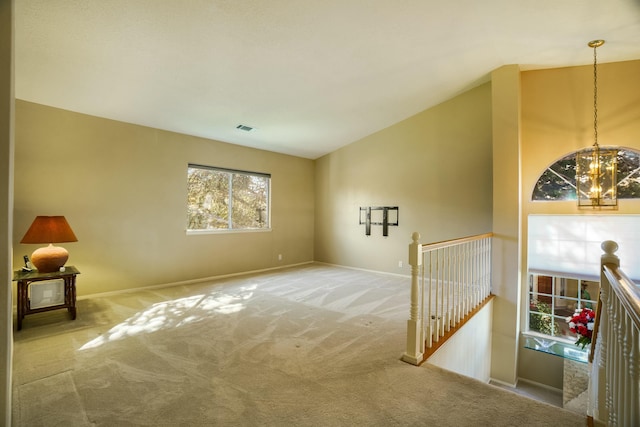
[12,264,585,426]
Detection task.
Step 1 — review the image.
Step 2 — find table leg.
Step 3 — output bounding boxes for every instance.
[17,281,24,330]
[67,276,77,320]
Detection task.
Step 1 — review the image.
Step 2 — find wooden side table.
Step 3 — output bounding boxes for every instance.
[12,266,80,330]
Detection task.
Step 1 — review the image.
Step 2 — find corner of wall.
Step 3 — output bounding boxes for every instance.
[490,64,522,385]
[0,0,14,424]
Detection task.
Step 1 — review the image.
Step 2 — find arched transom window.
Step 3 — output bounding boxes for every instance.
[532,148,640,201]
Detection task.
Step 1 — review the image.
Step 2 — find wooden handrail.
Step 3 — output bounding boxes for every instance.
[420,232,494,252]
[602,263,640,328]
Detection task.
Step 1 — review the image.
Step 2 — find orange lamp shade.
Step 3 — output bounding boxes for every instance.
[20,216,78,273]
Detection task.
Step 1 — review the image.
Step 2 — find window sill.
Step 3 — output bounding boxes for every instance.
[186,228,272,236]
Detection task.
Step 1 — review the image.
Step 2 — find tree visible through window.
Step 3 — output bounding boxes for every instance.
[187,164,270,231]
[532,148,640,200]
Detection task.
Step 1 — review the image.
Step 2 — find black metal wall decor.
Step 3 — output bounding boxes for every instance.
[359,206,399,236]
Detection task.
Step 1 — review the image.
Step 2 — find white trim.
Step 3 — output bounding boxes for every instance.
[313,261,411,279]
[186,227,272,236]
[527,268,598,283]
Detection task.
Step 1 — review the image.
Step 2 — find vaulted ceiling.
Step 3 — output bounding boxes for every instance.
[15,0,640,159]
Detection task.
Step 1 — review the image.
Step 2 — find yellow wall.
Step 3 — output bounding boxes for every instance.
[518,59,640,386]
[522,59,640,216]
[13,101,315,296]
[314,82,493,273]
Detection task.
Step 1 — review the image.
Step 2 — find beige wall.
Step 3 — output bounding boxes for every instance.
[518,59,640,385]
[314,82,493,274]
[13,101,315,296]
[1,0,13,424]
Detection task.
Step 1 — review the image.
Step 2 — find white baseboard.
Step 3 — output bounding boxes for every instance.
[516,377,563,394]
[78,261,314,300]
[314,261,411,278]
[489,377,517,388]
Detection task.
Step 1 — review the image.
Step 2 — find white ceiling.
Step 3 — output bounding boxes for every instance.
[14,0,640,159]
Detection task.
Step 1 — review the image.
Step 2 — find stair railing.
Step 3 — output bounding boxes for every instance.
[402,232,493,365]
[590,240,640,426]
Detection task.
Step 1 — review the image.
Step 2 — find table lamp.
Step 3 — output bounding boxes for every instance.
[20,216,78,273]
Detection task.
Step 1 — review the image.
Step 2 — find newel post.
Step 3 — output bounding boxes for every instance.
[592,240,619,422]
[601,240,619,268]
[402,232,424,365]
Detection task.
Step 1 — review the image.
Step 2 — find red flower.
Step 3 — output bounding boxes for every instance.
[566,307,595,349]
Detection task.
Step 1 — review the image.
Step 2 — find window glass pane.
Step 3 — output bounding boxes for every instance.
[231,173,269,229]
[529,311,559,336]
[529,298,552,315]
[617,150,640,198]
[187,167,229,230]
[532,275,553,301]
[565,278,579,300]
[577,280,596,309]
[531,153,576,201]
[556,316,574,339]
[554,297,574,317]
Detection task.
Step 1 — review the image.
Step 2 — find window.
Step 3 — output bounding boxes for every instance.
[526,214,640,341]
[528,273,597,340]
[187,164,270,232]
[532,148,640,201]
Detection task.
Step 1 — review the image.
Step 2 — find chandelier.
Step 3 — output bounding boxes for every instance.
[576,40,617,208]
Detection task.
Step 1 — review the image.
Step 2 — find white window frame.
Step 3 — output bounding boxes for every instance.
[187,164,271,234]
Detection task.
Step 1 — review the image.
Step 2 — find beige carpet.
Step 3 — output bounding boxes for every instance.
[12,264,585,426]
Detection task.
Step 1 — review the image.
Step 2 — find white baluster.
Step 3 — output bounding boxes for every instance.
[446,246,452,331]
[622,314,631,425]
[611,297,619,426]
[630,325,639,425]
[456,245,461,319]
[428,250,435,345]
[439,248,445,338]
[473,239,479,307]
[596,263,609,422]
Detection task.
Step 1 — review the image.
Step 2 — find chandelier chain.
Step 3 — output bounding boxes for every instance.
[593,43,598,147]
[578,40,616,208]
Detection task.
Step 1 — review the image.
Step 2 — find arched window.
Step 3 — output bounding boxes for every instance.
[532,148,640,201]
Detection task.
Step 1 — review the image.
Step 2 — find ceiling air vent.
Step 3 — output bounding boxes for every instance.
[236,124,255,132]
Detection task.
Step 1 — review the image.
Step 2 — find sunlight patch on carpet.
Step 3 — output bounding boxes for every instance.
[79,285,257,350]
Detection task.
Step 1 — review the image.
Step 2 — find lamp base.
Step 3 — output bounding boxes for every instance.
[31,244,69,273]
